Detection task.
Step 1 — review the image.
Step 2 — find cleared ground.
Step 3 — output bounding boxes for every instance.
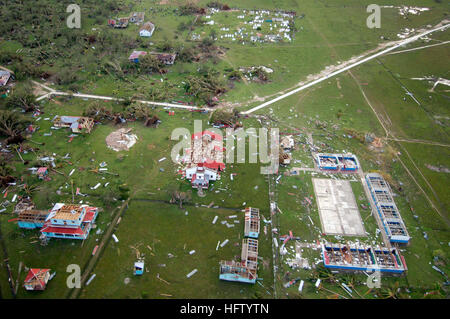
[312,178,366,236]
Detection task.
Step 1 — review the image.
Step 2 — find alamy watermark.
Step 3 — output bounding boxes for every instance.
[366,269,381,288]
[66,264,81,288]
[171,120,280,175]
[66,4,81,29]
[366,4,381,29]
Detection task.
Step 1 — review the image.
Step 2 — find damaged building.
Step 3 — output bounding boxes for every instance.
[280,135,294,150]
[52,116,94,134]
[129,50,148,63]
[40,204,99,240]
[182,130,225,190]
[244,207,260,239]
[315,153,360,172]
[154,53,177,65]
[219,238,259,284]
[219,208,261,284]
[105,128,138,152]
[24,268,51,291]
[366,173,410,244]
[129,12,145,24]
[18,210,49,229]
[322,242,407,274]
[139,22,155,37]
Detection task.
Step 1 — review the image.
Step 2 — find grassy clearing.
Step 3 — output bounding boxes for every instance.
[79,201,273,299]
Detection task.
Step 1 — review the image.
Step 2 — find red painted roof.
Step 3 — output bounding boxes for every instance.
[82,208,97,223]
[41,225,85,235]
[204,161,225,170]
[37,167,48,174]
[129,50,147,60]
[191,130,223,141]
[24,268,50,287]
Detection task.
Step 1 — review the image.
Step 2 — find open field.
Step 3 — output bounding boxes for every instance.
[79,201,273,299]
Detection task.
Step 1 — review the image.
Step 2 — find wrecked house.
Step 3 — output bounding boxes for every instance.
[241,238,259,273]
[129,50,148,63]
[280,151,291,166]
[280,135,294,150]
[154,53,177,65]
[37,167,48,180]
[52,116,94,134]
[220,238,259,284]
[366,173,410,244]
[114,17,129,28]
[0,68,14,97]
[18,210,49,229]
[0,69,13,87]
[24,268,51,291]
[244,207,260,239]
[219,215,260,284]
[139,22,155,37]
[322,242,407,274]
[315,153,360,172]
[129,12,145,24]
[182,131,225,190]
[40,204,99,240]
[14,198,35,214]
[219,260,257,284]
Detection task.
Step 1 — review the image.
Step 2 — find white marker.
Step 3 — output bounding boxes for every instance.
[186,269,198,278]
[220,239,229,247]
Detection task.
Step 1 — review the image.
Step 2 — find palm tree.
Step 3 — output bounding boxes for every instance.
[380,281,400,299]
[21,184,41,197]
[0,160,15,187]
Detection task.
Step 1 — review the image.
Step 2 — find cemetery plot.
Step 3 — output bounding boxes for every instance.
[191,8,296,44]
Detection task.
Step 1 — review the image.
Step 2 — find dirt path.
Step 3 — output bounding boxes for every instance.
[386,40,450,56]
[68,198,131,299]
[350,68,449,226]
[242,21,450,114]
[36,90,207,112]
[387,137,450,148]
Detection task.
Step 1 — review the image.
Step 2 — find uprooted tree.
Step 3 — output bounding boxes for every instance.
[0,110,29,144]
[6,84,38,112]
[139,54,166,74]
[184,69,227,106]
[210,108,241,127]
[0,159,15,187]
[125,103,160,127]
[83,102,113,122]
[169,189,192,209]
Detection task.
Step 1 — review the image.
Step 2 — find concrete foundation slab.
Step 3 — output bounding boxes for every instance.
[312,178,366,236]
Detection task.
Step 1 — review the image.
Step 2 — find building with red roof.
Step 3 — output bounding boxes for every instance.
[40,204,99,240]
[24,268,51,291]
[183,131,225,189]
[37,167,48,179]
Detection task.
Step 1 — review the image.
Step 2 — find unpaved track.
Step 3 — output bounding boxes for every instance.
[242,22,450,114]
